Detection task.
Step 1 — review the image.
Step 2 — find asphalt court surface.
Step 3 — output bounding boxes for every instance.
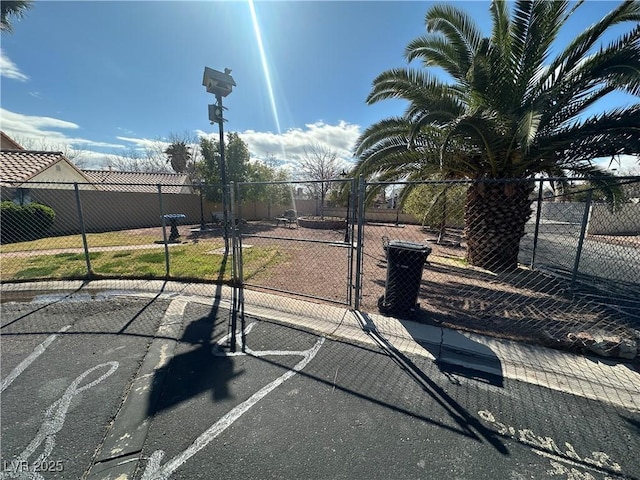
[1,293,639,479]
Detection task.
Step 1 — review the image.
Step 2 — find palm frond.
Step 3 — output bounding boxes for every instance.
[548,0,640,84]
[353,117,413,157]
[425,3,484,69]
[405,35,469,82]
[366,68,447,105]
[569,164,625,207]
[535,105,640,166]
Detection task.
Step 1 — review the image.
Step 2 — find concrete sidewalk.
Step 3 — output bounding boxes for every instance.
[2,279,639,412]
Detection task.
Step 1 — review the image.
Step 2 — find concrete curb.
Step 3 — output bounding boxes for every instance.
[85,298,186,480]
[2,280,639,412]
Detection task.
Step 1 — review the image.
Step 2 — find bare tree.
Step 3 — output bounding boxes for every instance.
[106,132,202,174]
[298,143,342,218]
[106,146,171,173]
[11,135,87,168]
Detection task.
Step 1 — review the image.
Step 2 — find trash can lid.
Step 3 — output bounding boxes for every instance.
[387,240,432,252]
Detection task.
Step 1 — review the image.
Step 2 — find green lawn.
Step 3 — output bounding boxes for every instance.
[0,231,159,252]
[1,243,285,282]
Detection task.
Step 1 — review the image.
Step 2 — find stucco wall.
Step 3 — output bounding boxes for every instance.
[323,207,420,225]
[5,186,635,238]
[30,162,97,189]
[588,203,640,235]
[1,187,204,235]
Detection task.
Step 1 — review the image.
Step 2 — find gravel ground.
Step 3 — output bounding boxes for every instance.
[2,220,637,357]
[238,221,639,356]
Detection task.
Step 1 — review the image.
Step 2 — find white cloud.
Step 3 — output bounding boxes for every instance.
[116,136,171,151]
[0,48,29,82]
[1,109,363,172]
[1,108,79,138]
[197,121,361,172]
[594,155,640,175]
[0,108,126,151]
[0,108,127,168]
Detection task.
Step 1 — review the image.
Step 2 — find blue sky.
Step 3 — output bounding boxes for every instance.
[1,1,638,172]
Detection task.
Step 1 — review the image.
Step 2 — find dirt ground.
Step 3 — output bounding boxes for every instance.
[228,221,638,356]
[7,219,635,357]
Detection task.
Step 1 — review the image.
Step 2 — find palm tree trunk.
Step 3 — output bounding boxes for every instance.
[465,181,534,271]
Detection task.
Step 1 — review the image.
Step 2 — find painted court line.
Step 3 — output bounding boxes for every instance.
[2,362,119,480]
[142,335,325,480]
[1,325,71,393]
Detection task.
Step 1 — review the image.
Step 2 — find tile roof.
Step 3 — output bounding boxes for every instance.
[0,150,70,185]
[82,170,192,194]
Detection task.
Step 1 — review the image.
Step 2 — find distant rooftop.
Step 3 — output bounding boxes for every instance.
[82,170,193,194]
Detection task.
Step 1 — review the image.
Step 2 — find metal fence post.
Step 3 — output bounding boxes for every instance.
[235,182,246,352]
[229,182,238,352]
[530,178,544,269]
[346,178,355,305]
[571,188,593,290]
[157,184,170,277]
[74,183,92,277]
[354,175,366,310]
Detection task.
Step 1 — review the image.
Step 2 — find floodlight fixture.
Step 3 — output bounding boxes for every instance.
[208,104,227,124]
[202,67,236,97]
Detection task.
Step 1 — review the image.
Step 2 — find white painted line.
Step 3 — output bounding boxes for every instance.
[4,362,119,480]
[478,409,623,477]
[1,325,71,393]
[211,322,312,358]
[141,337,325,480]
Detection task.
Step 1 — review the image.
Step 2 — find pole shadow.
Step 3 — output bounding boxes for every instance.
[147,250,244,416]
[359,312,508,454]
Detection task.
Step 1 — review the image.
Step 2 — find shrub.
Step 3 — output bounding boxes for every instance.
[403,184,466,229]
[1,201,56,243]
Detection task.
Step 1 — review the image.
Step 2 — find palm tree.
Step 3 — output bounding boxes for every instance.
[1,0,32,33]
[354,0,640,271]
[164,141,191,174]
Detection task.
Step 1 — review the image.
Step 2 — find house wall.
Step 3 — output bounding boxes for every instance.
[30,162,97,190]
[1,134,23,150]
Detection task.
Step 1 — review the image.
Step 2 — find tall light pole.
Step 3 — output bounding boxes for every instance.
[203,67,236,252]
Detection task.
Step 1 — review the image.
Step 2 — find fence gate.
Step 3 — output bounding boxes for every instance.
[235,179,358,307]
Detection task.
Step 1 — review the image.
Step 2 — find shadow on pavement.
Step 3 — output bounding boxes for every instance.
[0,282,89,329]
[621,415,640,435]
[415,328,505,388]
[118,282,168,334]
[147,250,244,416]
[251,337,510,456]
[147,313,244,416]
[364,314,508,455]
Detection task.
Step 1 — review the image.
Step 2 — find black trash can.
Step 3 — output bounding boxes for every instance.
[378,240,431,316]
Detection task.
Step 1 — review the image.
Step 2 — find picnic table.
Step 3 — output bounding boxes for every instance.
[163,213,186,242]
[275,210,298,228]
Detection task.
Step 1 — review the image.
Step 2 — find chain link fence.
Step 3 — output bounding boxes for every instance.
[1,177,639,358]
[360,177,639,358]
[235,179,355,306]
